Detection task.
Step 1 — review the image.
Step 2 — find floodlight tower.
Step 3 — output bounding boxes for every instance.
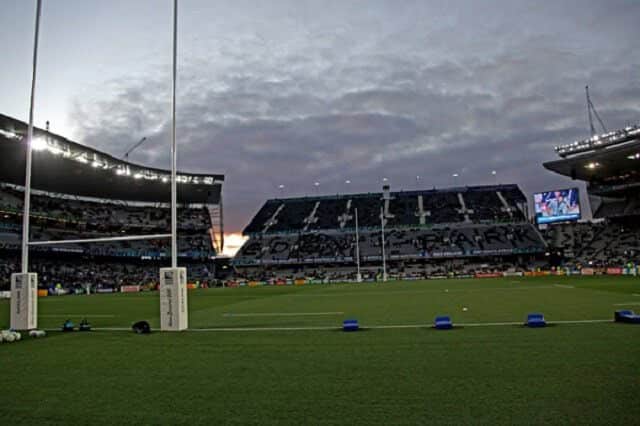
[11,0,42,331]
[585,86,607,137]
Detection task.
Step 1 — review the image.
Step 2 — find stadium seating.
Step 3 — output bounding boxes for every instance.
[0,255,215,291]
[544,219,640,267]
[234,184,541,276]
[0,185,215,259]
[0,184,217,291]
[242,185,527,234]
[234,223,545,266]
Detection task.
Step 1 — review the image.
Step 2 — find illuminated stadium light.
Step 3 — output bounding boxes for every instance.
[1,119,222,188]
[31,137,47,151]
[627,153,640,160]
[48,146,63,156]
[585,162,600,170]
[0,129,21,140]
[555,123,640,158]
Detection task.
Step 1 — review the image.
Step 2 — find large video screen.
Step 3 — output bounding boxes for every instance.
[533,188,581,224]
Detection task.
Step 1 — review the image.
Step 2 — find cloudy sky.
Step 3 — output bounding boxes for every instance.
[1,0,639,245]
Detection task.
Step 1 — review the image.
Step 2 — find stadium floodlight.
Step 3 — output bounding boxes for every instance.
[31,137,47,151]
[585,162,600,170]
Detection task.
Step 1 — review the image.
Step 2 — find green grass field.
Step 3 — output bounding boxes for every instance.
[2,276,640,425]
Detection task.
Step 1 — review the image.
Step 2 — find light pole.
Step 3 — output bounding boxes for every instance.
[380,206,387,282]
[491,170,497,185]
[452,173,459,187]
[355,207,361,282]
[278,184,285,198]
[314,181,320,195]
[415,175,420,189]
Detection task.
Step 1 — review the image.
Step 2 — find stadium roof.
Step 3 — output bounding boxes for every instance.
[543,137,640,183]
[0,114,223,204]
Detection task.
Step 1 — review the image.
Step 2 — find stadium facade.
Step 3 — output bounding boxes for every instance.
[233,184,549,280]
[0,114,225,291]
[541,123,640,270]
[544,124,640,219]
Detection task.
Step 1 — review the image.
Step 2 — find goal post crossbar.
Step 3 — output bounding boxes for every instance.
[28,233,172,246]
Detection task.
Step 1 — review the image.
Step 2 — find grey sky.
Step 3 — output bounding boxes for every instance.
[1,0,639,232]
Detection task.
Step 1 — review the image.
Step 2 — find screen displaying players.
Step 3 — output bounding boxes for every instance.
[534,188,581,224]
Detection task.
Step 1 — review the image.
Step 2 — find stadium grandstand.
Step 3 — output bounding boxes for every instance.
[542,121,640,271]
[233,184,548,281]
[0,113,224,291]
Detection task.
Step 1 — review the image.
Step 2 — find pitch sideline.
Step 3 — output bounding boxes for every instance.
[58,318,613,333]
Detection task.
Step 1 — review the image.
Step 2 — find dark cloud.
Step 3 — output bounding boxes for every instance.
[67,1,640,232]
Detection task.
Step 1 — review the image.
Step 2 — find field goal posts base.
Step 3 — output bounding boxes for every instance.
[10,272,38,330]
[160,267,188,331]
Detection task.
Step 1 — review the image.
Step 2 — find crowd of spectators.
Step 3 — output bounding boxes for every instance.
[0,255,215,291]
[0,185,215,259]
[234,223,545,265]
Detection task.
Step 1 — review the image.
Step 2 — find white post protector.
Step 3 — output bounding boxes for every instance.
[11,273,38,330]
[160,267,188,331]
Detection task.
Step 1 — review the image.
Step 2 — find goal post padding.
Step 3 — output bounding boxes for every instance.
[10,273,38,330]
[160,267,188,331]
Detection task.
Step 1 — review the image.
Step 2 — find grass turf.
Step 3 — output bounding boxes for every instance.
[1,276,639,424]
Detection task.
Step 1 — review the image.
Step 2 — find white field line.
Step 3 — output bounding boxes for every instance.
[222,312,344,317]
[288,285,557,298]
[633,294,640,297]
[72,319,613,333]
[553,284,574,289]
[40,314,116,318]
[613,302,640,306]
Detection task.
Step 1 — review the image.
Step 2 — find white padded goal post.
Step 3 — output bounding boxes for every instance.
[159,267,188,331]
[10,273,38,330]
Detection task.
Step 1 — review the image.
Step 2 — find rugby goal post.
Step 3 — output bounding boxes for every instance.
[12,0,188,331]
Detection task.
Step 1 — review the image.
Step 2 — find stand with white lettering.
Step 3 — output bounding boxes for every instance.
[10,273,38,330]
[160,267,188,331]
